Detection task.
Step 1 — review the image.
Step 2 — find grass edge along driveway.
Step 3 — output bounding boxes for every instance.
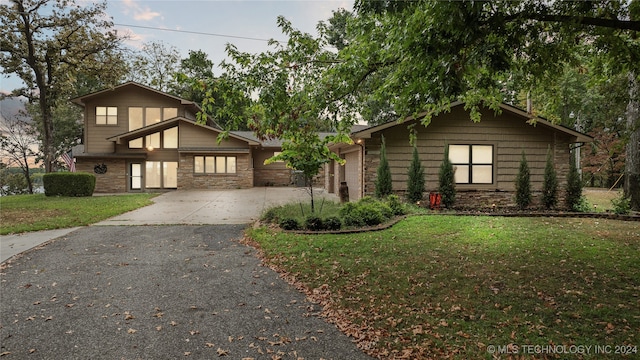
[247,215,640,359]
[0,193,157,235]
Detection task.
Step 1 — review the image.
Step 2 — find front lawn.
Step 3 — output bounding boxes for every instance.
[248,216,640,359]
[0,193,156,234]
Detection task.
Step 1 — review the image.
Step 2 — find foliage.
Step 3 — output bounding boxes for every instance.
[375,135,393,198]
[542,146,559,209]
[304,215,324,231]
[323,216,342,231]
[386,194,406,216]
[279,217,301,231]
[582,128,626,188]
[573,196,593,213]
[250,215,640,358]
[260,201,342,225]
[438,145,456,208]
[43,172,95,197]
[0,0,127,172]
[127,41,180,92]
[406,145,425,203]
[611,194,632,215]
[0,170,31,195]
[0,108,39,193]
[515,151,532,209]
[0,193,155,234]
[565,153,584,211]
[339,197,393,227]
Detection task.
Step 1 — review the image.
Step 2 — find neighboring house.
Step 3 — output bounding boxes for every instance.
[70,82,300,193]
[326,101,593,208]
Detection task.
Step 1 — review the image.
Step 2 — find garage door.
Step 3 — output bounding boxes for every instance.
[344,151,360,201]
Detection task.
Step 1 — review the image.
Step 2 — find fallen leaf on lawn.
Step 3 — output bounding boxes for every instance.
[184,352,191,356]
[0,352,10,357]
[127,328,137,334]
[45,316,53,321]
[65,304,75,308]
[216,347,229,356]
[153,312,164,318]
[28,349,36,354]
[170,321,178,326]
[156,326,162,331]
[205,342,215,348]
[125,313,135,320]
[190,330,200,335]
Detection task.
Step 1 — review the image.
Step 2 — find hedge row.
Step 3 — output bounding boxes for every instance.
[43,172,96,197]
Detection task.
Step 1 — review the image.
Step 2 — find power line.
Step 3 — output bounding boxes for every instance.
[114,23,282,43]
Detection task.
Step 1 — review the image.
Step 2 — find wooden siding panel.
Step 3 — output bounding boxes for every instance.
[179,122,248,148]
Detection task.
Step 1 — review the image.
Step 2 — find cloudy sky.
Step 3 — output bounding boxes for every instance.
[0,0,354,93]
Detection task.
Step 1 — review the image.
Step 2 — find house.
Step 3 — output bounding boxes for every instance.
[326,102,593,208]
[71,82,298,193]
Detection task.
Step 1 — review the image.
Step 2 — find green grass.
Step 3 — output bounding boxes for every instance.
[248,215,640,359]
[0,193,157,234]
[584,188,623,212]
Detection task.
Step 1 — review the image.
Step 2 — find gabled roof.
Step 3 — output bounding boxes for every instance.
[106,117,260,146]
[352,101,593,143]
[231,131,338,148]
[70,81,222,129]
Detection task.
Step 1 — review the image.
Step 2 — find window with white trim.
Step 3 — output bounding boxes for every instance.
[449,145,493,184]
[96,106,118,125]
[194,156,237,174]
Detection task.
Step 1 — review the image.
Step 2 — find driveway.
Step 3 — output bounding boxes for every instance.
[95,187,339,225]
[1,189,369,359]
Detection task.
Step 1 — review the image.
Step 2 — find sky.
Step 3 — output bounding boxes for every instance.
[0,0,354,93]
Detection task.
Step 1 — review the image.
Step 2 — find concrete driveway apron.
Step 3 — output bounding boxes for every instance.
[95,187,338,225]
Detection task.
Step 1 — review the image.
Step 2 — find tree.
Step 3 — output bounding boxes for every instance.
[406,145,425,203]
[375,135,392,198]
[582,128,626,188]
[625,74,640,210]
[542,146,559,209]
[438,145,456,209]
[515,151,532,209]
[266,131,345,213]
[565,151,583,211]
[0,0,126,172]
[0,109,39,193]
[171,50,215,104]
[127,41,180,92]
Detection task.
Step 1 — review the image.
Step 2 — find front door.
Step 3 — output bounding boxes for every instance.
[130,163,142,190]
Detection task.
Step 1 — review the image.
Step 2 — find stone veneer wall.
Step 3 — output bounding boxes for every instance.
[253,168,292,186]
[76,159,127,193]
[178,154,253,189]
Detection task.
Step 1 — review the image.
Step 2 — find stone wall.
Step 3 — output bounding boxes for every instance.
[76,159,127,193]
[178,154,253,189]
[253,168,293,186]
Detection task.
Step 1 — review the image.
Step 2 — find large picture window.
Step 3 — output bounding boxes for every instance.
[194,156,237,174]
[96,106,118,125]
[128,107,178,149]
[449,145,493,184]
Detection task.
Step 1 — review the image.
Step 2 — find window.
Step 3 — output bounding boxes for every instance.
[449,145,493,184]
[96,106,117,125]
[145,161,177,188]
[193,156,237,174]
[163,127,178,149]
[128,107,179,149]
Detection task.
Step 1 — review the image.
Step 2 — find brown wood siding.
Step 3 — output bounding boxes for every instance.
[363,106,575,201]
[179,122,248,148]
[83,86,186,153]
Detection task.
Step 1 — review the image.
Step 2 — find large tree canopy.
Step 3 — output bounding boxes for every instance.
[0,0,127,172]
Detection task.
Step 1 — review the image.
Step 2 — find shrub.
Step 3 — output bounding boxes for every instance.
[515,151,532,209]
[304,215,324,231]
[611,194,631,215]
[565,153,583,211]
[43,172,95,197]
[359,203,386,226]
[324,216,342,230]
[339,198,393,227]
[406,146,425,203]
[573,196,592,213]
[542,146,558,209]
[375,134,392,198]
[386,194,406,216]
[438,145,456,208]
[0,170,31,195]
[279,217,300,230]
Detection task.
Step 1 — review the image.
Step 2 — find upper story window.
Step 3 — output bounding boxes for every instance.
[449,144,493,184]
[96,106,118,125]
[129,107,178,131]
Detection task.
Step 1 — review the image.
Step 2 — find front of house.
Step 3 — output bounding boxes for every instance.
[71,82,293,193]
[71,82,592,208]
[326,102,593,208]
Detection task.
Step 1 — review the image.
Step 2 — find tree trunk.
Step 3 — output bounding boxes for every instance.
[625,72,640,211]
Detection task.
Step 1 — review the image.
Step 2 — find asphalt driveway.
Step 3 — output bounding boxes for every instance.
[1,189,369,359]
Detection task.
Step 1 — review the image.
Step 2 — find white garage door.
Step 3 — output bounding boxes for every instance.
[344,151,360,201]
